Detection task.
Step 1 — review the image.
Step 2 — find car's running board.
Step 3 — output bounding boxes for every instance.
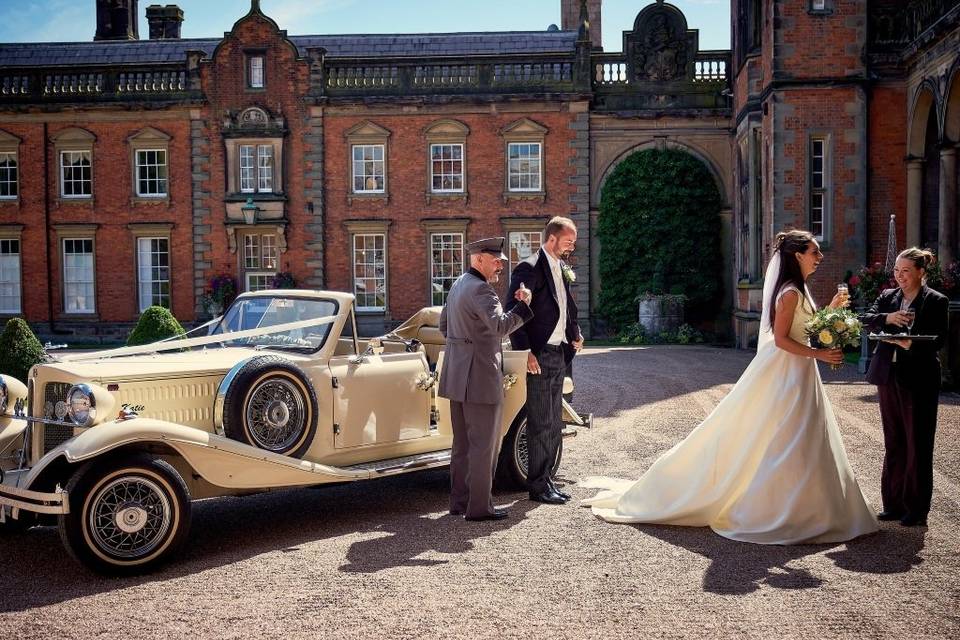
[344,450,452,475]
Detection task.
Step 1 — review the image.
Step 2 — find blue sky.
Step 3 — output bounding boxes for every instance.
[0,0,730,51]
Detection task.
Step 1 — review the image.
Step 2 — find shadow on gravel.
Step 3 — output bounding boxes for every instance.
[636,523,925,595]
[0,468,508,611]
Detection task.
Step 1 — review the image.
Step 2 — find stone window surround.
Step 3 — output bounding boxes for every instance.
[245,49,267,91]
[127,127,172,202]
[344,219,391,314]
[345,121,391,204]
[501,216,548,278]
[0,129,21,204]
[500,118,548,204]
[52,128,96,203]
[54,223,99,318]
[424,119,470,204]
[225,137,284,196]
[128,223,174,312]
[0,224,24,316]
[808,132,832,245]
[421,218,469,305]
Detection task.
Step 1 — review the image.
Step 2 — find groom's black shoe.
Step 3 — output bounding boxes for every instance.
[900,514,927,527]
[548,481,571,501]
[529,489,566,505]
[465,509,508,522]
[877,511,904,521]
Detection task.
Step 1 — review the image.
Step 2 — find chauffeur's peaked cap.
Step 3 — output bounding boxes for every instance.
[466,237,508,260]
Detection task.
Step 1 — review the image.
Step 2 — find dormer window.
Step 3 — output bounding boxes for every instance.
[247,54,265,89]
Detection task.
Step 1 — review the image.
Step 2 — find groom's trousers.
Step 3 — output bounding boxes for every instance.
[525,344,566,494]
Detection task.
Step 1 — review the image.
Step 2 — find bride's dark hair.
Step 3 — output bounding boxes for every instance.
[767,229,815,328]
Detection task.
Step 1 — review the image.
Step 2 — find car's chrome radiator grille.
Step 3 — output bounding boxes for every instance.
[39,382,75,454]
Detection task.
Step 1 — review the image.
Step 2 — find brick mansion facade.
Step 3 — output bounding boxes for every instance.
[0,0,957,359]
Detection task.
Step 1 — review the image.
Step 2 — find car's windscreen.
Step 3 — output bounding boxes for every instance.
[209,296,338,353]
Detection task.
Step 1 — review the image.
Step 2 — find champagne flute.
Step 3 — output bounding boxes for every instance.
[904,309,916,333]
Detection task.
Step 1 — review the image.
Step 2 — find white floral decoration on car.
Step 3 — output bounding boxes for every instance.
[502,373,519,392]
[561,263,576,284]
[414,371,437,391]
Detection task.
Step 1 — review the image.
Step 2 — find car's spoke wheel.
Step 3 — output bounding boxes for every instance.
[59,454,191,575]
[495,408,563,490]
[222,356,319,459]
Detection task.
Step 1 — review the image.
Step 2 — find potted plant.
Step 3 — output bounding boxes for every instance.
[200,274,237,317]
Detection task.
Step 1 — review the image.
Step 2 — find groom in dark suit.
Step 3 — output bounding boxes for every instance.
[506,217,582,504]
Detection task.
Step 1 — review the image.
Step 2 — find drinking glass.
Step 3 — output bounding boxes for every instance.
[904,309,916,332]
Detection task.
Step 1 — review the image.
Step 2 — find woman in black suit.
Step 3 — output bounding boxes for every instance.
[862,247,949,527]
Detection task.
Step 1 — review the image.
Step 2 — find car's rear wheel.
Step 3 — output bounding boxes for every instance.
[222,356,318,458]
[59,454,191,575]
[495,408,562,490]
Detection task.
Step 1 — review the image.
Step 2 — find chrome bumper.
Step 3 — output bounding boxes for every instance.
[0,470,69,522]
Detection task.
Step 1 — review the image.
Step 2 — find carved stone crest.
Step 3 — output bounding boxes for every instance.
[624,5,695,83]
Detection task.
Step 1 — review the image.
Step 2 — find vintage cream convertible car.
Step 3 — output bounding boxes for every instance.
[0,290,588,574]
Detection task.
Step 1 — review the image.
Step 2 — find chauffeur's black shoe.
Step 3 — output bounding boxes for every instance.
[529,490,567,505]
[465,509,508,522]
[877,511,903,521]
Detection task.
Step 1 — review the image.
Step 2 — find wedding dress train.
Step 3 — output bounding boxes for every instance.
[582,286,878,544]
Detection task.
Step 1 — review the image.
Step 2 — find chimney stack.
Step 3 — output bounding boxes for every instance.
[146,4,184,40]
[561,0,602,50]
[94,0,139,41]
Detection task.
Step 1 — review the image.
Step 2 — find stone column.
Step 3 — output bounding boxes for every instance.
[906,157,925,249]
[938,145,957,266]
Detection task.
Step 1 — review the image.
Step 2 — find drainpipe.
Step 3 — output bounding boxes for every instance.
[43,122,54,333]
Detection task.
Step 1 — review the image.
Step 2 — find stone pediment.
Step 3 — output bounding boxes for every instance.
[50,127,96,144]
[344,121,392,140]
[222,106,286,136]
[126,127,171,144]
[424,119,470,138]
[499,118,548,137]
[0,129,21,149]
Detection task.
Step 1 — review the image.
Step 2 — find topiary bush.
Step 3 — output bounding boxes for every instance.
[597,148,723,331]
[127,306,186,346]
[0,317,46,382]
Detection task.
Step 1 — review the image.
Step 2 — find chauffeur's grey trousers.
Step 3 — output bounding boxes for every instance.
[449,400,503,518]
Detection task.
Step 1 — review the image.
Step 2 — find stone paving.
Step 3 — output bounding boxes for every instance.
[0,345,957,639]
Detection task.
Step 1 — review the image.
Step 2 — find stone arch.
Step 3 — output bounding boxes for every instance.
[944,62,960,143]
[907,81,940,157]
[596,138,730,209]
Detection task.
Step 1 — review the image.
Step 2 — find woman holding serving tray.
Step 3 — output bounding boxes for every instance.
[862,247,949,527]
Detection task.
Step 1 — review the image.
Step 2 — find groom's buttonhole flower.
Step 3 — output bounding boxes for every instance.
[561,263,576,283]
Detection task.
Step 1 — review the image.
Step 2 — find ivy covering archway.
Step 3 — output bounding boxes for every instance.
[597,148,723,330]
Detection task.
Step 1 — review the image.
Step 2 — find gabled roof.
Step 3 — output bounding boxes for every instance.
[0,30,578,68]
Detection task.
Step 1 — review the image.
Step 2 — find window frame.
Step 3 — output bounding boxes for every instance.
[0,130,20,202]
[134,148,169,198]
[246,52,266,90]
[61,235,96,315]
[135,236,171,312]
[808,135,831,242]
[59,150,93,199]
[351,144,386,195]
[52,128,96,202]
[429,143,465,194]
[506,142,543,193]
[0,232,23,315]
[239,230,279,292]
[428,231,464,306]
[0,151,18,201]
[500,118,548,202]
[344,121,391,202]
[345,220,391,313]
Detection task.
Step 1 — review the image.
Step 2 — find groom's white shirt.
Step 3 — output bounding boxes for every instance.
[542,249,567,346]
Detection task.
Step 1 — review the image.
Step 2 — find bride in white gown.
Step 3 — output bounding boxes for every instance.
[582,230,878,544]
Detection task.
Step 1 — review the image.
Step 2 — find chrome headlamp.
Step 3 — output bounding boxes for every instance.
[66,384,97,427]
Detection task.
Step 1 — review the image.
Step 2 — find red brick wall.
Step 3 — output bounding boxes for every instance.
[324,109,577,321]
[774,0,866,79]
[868,82,908,265]
[0,117,194,324]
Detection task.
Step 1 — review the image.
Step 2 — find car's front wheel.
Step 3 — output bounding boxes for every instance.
[495,408,562,490]
[59,454,191,575]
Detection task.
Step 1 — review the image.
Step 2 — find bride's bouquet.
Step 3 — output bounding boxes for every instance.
[804,307,862,370]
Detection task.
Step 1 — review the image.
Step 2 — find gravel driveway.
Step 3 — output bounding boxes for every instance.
[1,346,958,639]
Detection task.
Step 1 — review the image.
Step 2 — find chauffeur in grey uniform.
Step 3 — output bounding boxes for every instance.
[439,237,533,521]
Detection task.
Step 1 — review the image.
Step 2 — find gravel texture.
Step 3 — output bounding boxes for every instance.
[1,345,958,639]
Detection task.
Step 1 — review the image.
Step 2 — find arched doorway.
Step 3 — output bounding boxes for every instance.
[596,147,724,333]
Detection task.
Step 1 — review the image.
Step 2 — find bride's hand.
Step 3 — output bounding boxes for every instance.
[828,292,849,309]
[815,348,844,365]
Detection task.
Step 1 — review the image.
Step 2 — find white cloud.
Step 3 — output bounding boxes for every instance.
[263,0,358,31]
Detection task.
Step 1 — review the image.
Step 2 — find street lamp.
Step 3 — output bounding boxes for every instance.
[241,197,259,225]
